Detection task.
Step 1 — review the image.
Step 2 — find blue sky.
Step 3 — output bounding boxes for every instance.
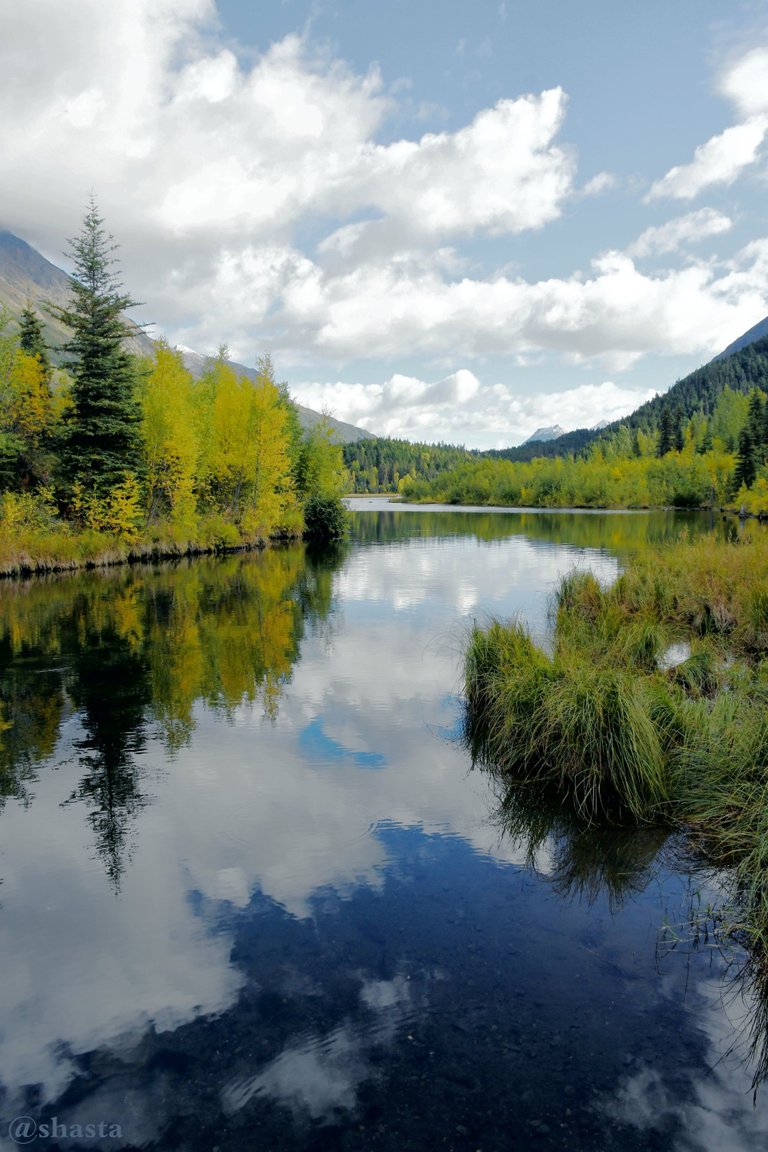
[4,0,768,446]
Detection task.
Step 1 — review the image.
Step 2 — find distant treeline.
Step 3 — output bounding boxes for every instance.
[344,333,768,513]
[401,385,768,512]
[343,436,477,492]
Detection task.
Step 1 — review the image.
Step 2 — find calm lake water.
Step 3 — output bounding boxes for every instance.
[0,501,765,1151]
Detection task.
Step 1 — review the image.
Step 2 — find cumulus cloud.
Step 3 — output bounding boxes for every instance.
[647,47,768,201]
[263,243,768,370]
[646,120,768,200]
[627,208,733,258]
[0,3,574,256]
[719,47,768,118]
[292,372,656,447]
[2,1,768,434]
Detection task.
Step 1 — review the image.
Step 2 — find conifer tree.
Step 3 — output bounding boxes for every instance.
[672,406,685,453]
[733,426,757,492]
[746,389,766,466]
[18,305,52,383]
[657,408,673,456]
[51,198,142,498]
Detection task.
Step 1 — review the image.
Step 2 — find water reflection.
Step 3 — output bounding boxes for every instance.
[0,515,766,1149]
[487,773,672,907]
[65,624,152,889]
[346,498,740,552]
[0,548,344,891]
[479,744,768,1104]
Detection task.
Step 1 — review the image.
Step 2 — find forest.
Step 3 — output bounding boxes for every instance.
[343,329,768,513]
[0,203,347,574]
[343,436,476,492]
[397,385,768,512]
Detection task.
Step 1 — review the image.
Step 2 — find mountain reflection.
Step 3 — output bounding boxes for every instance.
[0,545,343,887]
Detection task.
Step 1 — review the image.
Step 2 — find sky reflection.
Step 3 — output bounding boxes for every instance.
[0,513,764,1148]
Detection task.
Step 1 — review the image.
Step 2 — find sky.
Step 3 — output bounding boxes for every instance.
[4,1,768,447]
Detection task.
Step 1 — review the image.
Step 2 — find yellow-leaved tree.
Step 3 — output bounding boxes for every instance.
[139,344,199,533]
[195,355,296,539]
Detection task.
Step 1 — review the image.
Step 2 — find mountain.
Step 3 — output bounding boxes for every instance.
[497,320,768,463]
[0,229,373,445]
[713,315,768,361]
[0,229,154,358]
[522,424,566,444]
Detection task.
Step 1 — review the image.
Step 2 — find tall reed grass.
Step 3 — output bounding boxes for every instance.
[464,529,768,1011]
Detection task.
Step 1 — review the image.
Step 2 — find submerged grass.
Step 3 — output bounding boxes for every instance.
[464,529,768,1064]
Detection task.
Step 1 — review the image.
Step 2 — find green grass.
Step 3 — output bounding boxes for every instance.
[464,530,768,1033]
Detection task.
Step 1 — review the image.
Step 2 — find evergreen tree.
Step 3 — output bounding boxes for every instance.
[18,305,51,383]
[733,426,757,492]
[746,389,766,467]
[51,199,142,499]
[657,408,673,456]
[672,405,685,453]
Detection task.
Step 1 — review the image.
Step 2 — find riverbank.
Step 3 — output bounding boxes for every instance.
[464,528,768,1001]
[0,520,304,579]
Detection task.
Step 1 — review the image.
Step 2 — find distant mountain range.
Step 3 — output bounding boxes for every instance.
[495,323,768,462]
[522,420,608,445]
[522,424,566,444]
[0,229,374,445]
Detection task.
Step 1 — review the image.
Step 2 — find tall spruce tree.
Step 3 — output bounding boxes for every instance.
[672,405,685,453]
[52,199,142,498]
[657,408,673,456]
[733,426,757,492]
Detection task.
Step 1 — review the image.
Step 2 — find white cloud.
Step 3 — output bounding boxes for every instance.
[581,171,617,196]
[0,4,574,256]
[353,88,575,241]
[646,119,768,200]
[628,208,733,258]
[647,47,768,202]
[264,243,768,369]
[292,372,656,446]
[719,47,768,118]
[2,1,768,435]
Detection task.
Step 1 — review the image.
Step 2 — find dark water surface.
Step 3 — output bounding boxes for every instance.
[0,503,764,1151]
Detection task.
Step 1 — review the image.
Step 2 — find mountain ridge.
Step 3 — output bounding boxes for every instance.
[493,319,768,462]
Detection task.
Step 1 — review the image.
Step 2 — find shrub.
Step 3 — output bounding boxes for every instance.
[302,493,348,542]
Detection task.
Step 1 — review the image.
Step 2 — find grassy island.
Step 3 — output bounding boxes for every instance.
[464,528,768,1004]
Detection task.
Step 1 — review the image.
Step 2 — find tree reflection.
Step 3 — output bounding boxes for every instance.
[65,626,151,890]
[0,542,345,888]
[349,504,735,551]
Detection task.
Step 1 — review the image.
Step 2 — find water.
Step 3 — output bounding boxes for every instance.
[0,503,764,1151]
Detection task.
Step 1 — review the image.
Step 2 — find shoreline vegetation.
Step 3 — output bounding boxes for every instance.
[0,520,302,580]
[0,202,349,576]
[463,527,768,1084]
